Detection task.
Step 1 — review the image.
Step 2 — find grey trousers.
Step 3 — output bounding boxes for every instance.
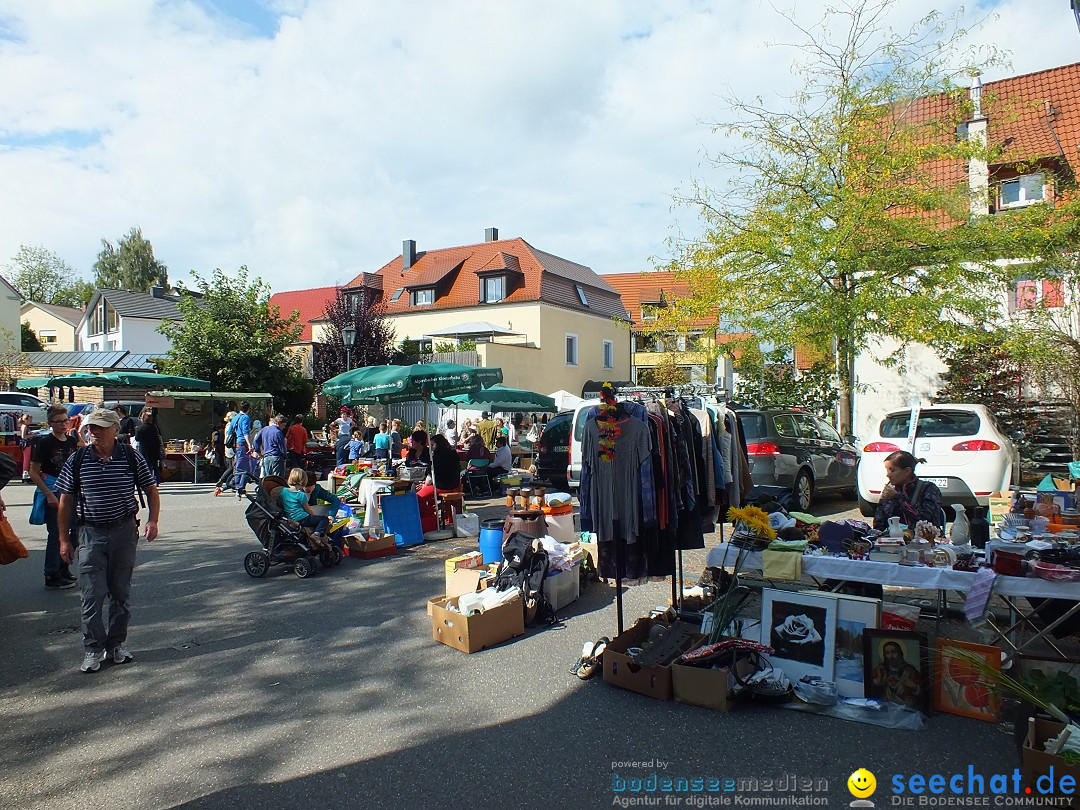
[77,519,139,653]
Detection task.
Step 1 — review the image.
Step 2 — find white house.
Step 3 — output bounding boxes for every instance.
[77,287,192,355]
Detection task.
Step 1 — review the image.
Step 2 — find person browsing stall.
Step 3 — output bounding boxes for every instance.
[488,435,512,479]
[253,414,288,479]
[56,407,160,673]
[873,450,944,532]
[285,414,309,469]
[30,404,80,589]
[373,422,391,461]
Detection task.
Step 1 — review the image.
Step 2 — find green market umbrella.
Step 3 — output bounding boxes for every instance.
[322,363,503,404]
[440,384,556,412]
[98,371,211,390]
[18,373,111,388]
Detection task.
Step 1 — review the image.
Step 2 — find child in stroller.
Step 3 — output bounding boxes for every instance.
[242,472,343,579]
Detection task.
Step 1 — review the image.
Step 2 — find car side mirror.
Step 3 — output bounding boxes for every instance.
[844,435,857,445]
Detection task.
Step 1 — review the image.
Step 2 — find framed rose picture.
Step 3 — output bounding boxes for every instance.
[804,591,881,699]
[862,629,930,713]
[934,639,1001,722]
[761,589,837,683]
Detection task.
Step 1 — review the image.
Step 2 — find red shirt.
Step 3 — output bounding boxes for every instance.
[285,423,309,455]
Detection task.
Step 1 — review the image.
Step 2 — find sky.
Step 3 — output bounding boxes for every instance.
[0,0,1078,295]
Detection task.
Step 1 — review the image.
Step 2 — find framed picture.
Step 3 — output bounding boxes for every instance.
[761,589,837,683]
[934,639,1001,722]
[862,629,930,713]
[803,591,881,698]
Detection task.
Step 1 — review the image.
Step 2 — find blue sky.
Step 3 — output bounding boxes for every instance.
[0,0,1077,295]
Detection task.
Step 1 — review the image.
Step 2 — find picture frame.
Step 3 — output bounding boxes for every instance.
[862,629,930,713]
[761,589,837,683]
[934,638,1001,722]
[803,591,881,698]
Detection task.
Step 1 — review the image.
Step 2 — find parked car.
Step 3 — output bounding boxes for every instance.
[534,411,572,490]
[855,404,1015,516]
[736,408,860,511]
[567,399,602,489]
[0,391,50,426]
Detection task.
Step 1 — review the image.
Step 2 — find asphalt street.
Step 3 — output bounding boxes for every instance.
[0,483,1026,810]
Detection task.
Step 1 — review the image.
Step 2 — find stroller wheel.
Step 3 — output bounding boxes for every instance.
[319,548,335,568]
[244,551,270,578]
[332,547,343,566]
[294,557,313,579]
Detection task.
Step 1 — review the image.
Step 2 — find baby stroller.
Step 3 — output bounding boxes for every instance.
[242,475,343,579]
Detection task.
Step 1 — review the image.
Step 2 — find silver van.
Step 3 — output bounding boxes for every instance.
[566,399,601,489]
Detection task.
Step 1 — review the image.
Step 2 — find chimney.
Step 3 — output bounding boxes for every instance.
[403,239,416,270]
[970,74,983,118]
[150,285,164,298]
[484,227,499,242]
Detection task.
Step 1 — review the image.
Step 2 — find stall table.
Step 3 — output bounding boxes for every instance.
[707,543,1080,662]
[165,451,203,483]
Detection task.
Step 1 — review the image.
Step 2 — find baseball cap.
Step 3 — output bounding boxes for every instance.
[84,408,121,429]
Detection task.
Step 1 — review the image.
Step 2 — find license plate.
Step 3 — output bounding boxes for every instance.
[924,477,948,488]
[554,446,569,453]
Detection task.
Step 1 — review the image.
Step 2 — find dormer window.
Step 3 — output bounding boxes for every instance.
[482,276,505,304]
[411,288,435,306]
[575,285,589,307]
[641,304,660,322]
[390,288,404,302]
[998,173,1045,209]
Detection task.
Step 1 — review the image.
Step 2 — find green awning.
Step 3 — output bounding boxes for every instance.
[322,363,503,405]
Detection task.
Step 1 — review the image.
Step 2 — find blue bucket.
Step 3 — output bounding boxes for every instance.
[479,518,504,564]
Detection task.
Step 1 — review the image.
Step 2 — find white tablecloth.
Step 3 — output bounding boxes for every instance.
[706,543,1080,599]
[356,477,395,529]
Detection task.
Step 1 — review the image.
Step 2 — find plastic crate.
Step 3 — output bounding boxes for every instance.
[543,566,580,611]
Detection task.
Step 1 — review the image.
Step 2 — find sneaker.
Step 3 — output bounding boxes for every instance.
[45,575,77,590]
[109,645,133,665]
[80,650,105,673]
[60,567,77,584]
[214,488,222,497]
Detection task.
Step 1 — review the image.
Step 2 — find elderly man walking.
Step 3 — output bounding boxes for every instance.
[56,407,160,674]
[254,414,288,479]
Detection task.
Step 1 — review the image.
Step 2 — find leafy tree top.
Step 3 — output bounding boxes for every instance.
[158,266,303,392]
[93,226,167,292]
[1,244,92,307]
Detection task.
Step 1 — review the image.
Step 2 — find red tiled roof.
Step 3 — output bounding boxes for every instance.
[601,271,714,328]
[343,236,626,319]
[268,286,339,341]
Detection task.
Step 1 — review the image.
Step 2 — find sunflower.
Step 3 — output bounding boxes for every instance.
[727,505,777,540]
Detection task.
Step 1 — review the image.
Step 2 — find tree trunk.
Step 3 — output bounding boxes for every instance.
[837,338,855,437]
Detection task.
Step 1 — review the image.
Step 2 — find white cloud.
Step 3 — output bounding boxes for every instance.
[0,0,1076,293]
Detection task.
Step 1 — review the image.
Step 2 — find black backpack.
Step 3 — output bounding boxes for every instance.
[493,531,557,626]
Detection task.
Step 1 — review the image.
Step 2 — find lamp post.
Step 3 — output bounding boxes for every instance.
[343,325,358,371]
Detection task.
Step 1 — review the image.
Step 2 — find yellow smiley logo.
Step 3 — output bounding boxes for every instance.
[848,768,876,798]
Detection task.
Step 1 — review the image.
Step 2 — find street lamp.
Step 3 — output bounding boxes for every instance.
[343,326,358,371]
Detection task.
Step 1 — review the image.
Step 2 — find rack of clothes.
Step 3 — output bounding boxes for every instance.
[578,383,752,633]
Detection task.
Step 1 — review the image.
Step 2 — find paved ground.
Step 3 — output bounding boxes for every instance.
[0,483,1047,810]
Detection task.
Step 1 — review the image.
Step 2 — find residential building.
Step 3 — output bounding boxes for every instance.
[0,275,22,351]
[77,286,193,355]
[854,62,1080,441]
[267,285,340,378]
[337,228,630,396]
[21,302,82,351]
[601,271,724,388]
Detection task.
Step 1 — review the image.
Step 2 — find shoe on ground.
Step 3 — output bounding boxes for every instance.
[60,567,77,584]
[45,575,77,590]
[109,645,133,665]
[80,650,106,673]
[214,488,222,497]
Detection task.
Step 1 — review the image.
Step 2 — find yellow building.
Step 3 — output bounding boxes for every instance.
[20,302,82,352]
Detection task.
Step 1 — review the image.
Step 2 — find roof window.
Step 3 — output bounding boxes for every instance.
[390,288,404,302]
[575,285,589,307]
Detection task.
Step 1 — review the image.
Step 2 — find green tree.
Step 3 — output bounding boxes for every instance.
[312,288,396,384]
[21,321,43,352]
[1,244,90,307]
[665,0,1073,434]
[158,267,306,400]
[732,344,839,418]
[638,353,689,387]
[93,226,167,291]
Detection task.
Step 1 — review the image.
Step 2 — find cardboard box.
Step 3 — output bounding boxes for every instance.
[344,533,397,559]
[429,593,524,653]
[444,552,485,591]
[426,568,494,617]
[603,618,680,701]
[543,566,580,611]
[987,491,1012,526]
[1022,717,1080,807]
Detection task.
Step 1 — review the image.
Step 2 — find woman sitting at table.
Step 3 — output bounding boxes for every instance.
[416,434,462,534]
[405,429,431,467]
[462,431,488,461]
[873,450,944,532]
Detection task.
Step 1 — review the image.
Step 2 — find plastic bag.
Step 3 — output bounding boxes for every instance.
[0,516,29,564]
[882,603,920,631]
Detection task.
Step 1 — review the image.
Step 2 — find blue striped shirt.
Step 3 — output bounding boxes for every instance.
[56,442,157,523]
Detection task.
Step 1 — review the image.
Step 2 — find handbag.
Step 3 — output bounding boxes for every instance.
[0,515,28,564]
[29,473,57,525]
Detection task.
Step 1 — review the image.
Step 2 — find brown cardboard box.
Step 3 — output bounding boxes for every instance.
[344,533,397,559]
[671,654,757,712]
[603,618,689,701]
[426,568,493,617]
[1022,718,1080,807]
[987,492,1012,526]
[429,593,524,653]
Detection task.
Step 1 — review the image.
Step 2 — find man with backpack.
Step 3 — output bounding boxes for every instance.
[56,407,160,674]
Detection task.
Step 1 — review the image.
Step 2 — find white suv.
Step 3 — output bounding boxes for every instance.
[856,404,1015,516]
[0,392,50,426]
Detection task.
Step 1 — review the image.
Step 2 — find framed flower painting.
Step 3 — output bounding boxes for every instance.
[934,639,1001,722]
[761,589,837,683]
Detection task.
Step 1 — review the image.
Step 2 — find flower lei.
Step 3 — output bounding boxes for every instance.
[597,399,620,462]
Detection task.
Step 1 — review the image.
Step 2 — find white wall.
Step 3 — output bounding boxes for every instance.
[853,337,947,444]
[0,282,21,350]
[119,318,172,354]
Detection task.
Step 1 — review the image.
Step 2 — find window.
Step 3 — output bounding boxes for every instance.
[107,340,117,350]
[411,288,434,306]
[815,419,843,444]
[1015,278,1064,310]
[603,340,614,369]
[772,414,798,438]
[482,276,505,304]
[998,173,1045,209]
[38,330,57,345]
[676,335,687,352]
[641,304,660,322]
[89,342,99,351]
[105,302,118,332]
[879,410,980,439]
[793,413,823,441]
[88,305,104,336]
[565,334,578,366]
[575,285,589,307]
[390,288,404,302]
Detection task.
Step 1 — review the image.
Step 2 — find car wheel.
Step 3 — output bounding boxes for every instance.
[793,471,813,512]
[857,493,876,518]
